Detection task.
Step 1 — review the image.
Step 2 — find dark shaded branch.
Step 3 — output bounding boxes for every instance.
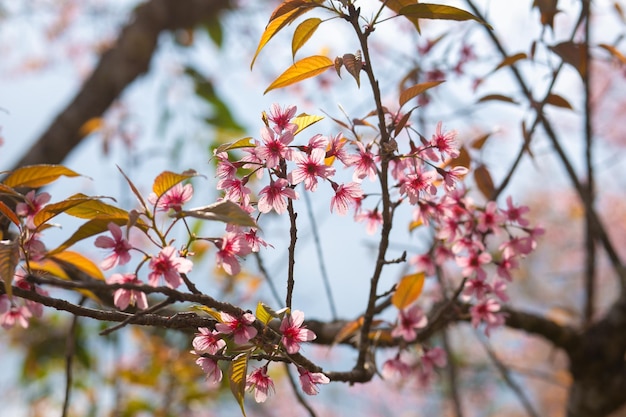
[11,0,233,170]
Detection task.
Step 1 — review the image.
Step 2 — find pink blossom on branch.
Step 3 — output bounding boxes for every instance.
[267,103,297,133]
[428,121,459,161]
[192,327,226,354]
[195,357,223,385]
[15,190,51,229]
[94,222,132,270]
[215,231,252,275]
[107,273,148,310]
[215,312,257,344]
[257,178,298,214]
[279,310,316,354]
[255,126,294,169]
[288,148,335,191]
[355,209,383,235]
[148,183,193,212]
[344,141,378,182]
[391,305,428,342]
[246,366,275,403]
[470,298,505,335]
[297,367,330,395]
[0,298,32,329]
[148,246,193,288]
[330,182,363,215]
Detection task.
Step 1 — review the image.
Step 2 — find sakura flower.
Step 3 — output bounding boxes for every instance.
[355,209,383,235]
[257,178,298,214]
[215,312,257,344]
[1,303,32,329]
[267,103,297,133]
[502,196,530,226]
[410,253,436,276]
[192,327,226,354]
[279,310,316,354]
[456,250,492,280]
[94,222,132,270]
[107,273,148,310]
[297,367,330,395]
[492,279,509,302]
[16,190,51,229]
[462,277,492,301]
[195,357,222,385]
[148,246,193,288]
[289,148,335,191]
[420,347,447,374]
[344,141,377,182]
[218,177,251,206]
[429,121,459,161]
[382,355,411,380]
[214,151,237,180]
[327,132,350,165]
[244,229,272,252]
[149,183,193,212]
[470,298,505,335]
[246,366,275,403]
[391,305,428,342]
[496,255,519,281]
[215,231,252,275]
[256,126,294,169]
[442,166,468,191]
[13,271,47,317]
[330,182,363,215]
[476,201,504,234]
[399,169,437,204]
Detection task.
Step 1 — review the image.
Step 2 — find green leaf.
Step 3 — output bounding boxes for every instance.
[152,170,198,200]
[264,55,333,94]
[176,201,257,228]
[229,353,249,417]
[399,80,445,108]
[3,165,82,188]
[215,137,255,153]
[0,239,19,298]
[292,18,322,59]
[292,113,324,135]
[398,3,493,30]
[255,302,273,325]
[391,272,425,310]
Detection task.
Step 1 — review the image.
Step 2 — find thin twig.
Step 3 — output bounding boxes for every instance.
[302,191,337,319]
[99,297,176,335]
[62,296,85,417]
[253,252,283,306]
[286,199,298,310]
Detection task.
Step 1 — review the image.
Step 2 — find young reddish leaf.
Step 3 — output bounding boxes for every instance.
[0,201,20,226]
[176,200,257,228]
[269,0,322,22]
[0,239,19,298]
[399,80,445,108]
[229,352,249,417]
[342,52,363,87]
[152,170,198,199]
[545,93,573,110]
[3,165,82,188]
[292,18,322,59]
[598,43,626,65]
[444,146,471,170]
[51,251,105,280]
[393,109,414,137]
[334,56,343,77]
[334,316,364,345]
[474,165,495,200]
[292,113,324,135]
[251,7,301,69]
[532,0,560,29]
[264,55,333,94]
[492,52,527,73]
[399,4,493,29]
[382,0,422,32]
[215,137,255,153]
[79,117,103,138]
[191,305,224,322]
[549,41,586,78]
[392,272,426,310]
[477,94,518,105]
[48,218,129,255]
[470,132,492,150]
[255,301,273,325]
[117,166,148,210]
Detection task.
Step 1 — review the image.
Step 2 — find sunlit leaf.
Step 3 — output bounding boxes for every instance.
[392,272,425,310]
[29,259,70,280]
[152,170,198,199]
[0,201,19,226]
[292,18,322,59]
[399,80,445,108]
[264,55,333,94]
[32,194,95,228]
[545,93,573,110]
[549,41,586,78]
[0,183,20,197]
[342,52,363,87]
[598,43,626,65]
[3,165,82,188]
[269,0,322,22]
[176,201,257,228]
[255,301,273,325]
[477,94,517,104]
[229,353,249,417]
[334,317,363,345]
[408,218,423,232]
[191,305,223,322]
[399,4,492,29]
[79,117,103,138]
[0,239,19,298]
[382,0,422,32]
[474,165,495,200]
[492,52,527,72]
[292,113,324,135]
[215,137,255,153]
[251,7,301,69]
[49,217,129,255]
[51,251,105,280]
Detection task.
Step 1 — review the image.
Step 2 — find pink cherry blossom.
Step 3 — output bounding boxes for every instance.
[215,231,252,275]
[305,134,328,152]
[257,178,298,214]
[192,327,226,354]
[462,277,492,301]
[1,303,32,329]
[496,255,519,281]
[430,121,459,160]
[244,229,272,252]
[195,357,222,385]
[215,312,257,344]
[297,367,330,395]
[12,271,48,318]
[289,148,335,191]
[330,182,363,215]
[492,279,509,302]
[476,201,504,233]
[502,196,530,226]
[399,169,437,204]
[279,310,316,354]
[218,177,251,206]
[382,355,412,380]
[16,190,51,229]
[442,166,468,191]
[355,209,383,235]
[421,347,447,374]
[256,126,294,169]
[327,132,350,165]
[456,250,492,280]
[470,298,505,335]
[411,253,436,276]
[94,222,132,270]
[391,305,428,342]
[149,183,193,212]
[267,103,297,133]
[344,141,377,182]
[246,366,275,403]
[107,273,148,310]
[214,151,238,180]
[148,246,193,288]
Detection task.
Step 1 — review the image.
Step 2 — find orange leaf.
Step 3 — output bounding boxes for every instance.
[334,317,364,345]
[474,165,495,200]
[3,165,82,188]
[49,217,129,255]
[292,18,322,59]
[545,93,573,110]
[399,3,492,29]
[264,55,333,94]
[292,113,324,135]
[79,117,103,138]
[251,7,301,69]
[550,41,586,79]
[229,353,249,416]
[598,43,626,65]
[0,239,19,298]
[477,94,517,105]
[0,201,20,226]
[392,272,425,310]
[382,0,422,32]
[399,80,445,108]
[51,251,105,280]
[152,170,198,199]
[492,52,527,73]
